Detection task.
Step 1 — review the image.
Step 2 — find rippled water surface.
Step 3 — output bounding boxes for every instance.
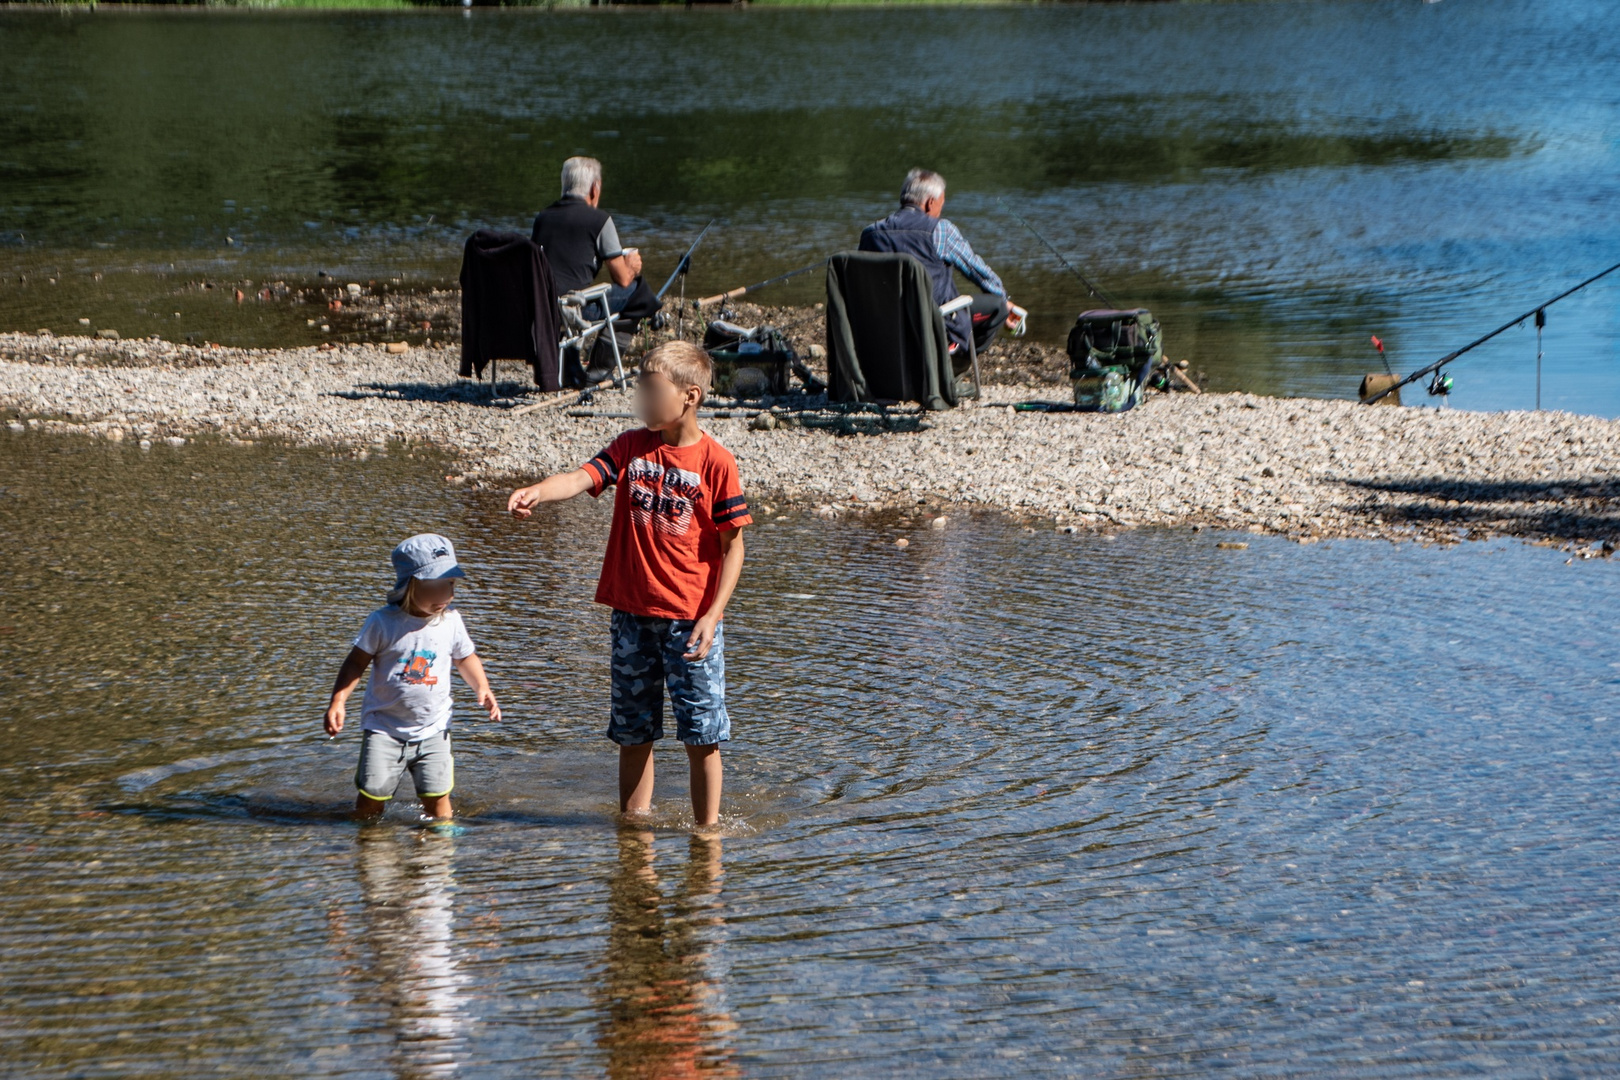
[3,1,1620,410]
[4,430,1620,1077]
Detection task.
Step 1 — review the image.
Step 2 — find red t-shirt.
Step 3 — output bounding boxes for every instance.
[583,428,752,620]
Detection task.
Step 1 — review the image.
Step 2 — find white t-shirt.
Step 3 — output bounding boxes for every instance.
[353,604,476,742]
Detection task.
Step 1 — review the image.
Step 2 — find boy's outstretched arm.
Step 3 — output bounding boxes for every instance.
[686,529,745,661]
[325,646,374,735]
[454,653,502,722]
[508,468,594,519]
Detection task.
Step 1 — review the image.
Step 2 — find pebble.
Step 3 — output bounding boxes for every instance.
[164,436,186,447]
[1,329,1617,546]
[895,537,909,548]
[930,516,948,530]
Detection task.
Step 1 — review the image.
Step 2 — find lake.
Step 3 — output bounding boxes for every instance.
[3,428,1619,1076]
[2,0,1619,410]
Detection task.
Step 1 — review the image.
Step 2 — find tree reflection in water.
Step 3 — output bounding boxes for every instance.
[598,828,737,1080]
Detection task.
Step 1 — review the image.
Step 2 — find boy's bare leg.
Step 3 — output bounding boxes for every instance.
[619,743,656,816]
[353,793,386,819]
[420,794,452,820]
[686,744,722,828]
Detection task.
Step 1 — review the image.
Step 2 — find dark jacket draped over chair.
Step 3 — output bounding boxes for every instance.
[458,230,564,389]
[825,251,959,411]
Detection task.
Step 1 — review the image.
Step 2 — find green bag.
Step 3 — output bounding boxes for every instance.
[1066,308,1161,413]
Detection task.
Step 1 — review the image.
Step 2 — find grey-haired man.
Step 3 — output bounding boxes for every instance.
[532,156,662,382]
[859,168,1012,355]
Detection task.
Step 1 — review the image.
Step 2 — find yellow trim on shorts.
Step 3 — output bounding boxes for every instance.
[356,786,393,801]
[418,759,454,800]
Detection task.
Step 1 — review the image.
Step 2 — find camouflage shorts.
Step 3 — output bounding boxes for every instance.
[608,609,730,746]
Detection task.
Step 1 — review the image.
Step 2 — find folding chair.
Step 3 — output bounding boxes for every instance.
[558,282,628,387]
[940,294,981,398]
[825,251,980,410]
[459,229,565,390]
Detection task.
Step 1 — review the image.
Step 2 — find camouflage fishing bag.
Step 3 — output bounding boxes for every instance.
[1066,308,1162,413]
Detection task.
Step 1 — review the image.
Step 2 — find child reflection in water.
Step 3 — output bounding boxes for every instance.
[597,828,737,1080]
[332,830,468,1080]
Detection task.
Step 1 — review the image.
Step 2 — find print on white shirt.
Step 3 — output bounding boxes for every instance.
[626,456,702,536]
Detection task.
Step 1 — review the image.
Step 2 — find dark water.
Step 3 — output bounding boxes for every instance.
[5,428,1620,1076]
[3,1,1620,410]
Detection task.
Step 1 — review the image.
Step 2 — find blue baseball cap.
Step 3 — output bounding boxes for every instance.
[390,533,466,590]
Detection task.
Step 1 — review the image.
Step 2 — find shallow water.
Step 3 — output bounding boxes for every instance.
[3,1,1620,410]
[4,429,1620,1076]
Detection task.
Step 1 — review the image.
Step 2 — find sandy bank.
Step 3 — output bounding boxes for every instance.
[3,330,1618,550]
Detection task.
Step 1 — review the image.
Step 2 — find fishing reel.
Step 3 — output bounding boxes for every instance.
[1427,370,1454,398]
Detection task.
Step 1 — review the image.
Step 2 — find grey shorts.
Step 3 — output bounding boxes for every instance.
[355,729,454,801]
[609,609,730,747]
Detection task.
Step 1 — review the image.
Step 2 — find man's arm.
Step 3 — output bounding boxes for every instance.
[935,218,1006,297]
[685,528,745,661]
[605,252,641,288]
[508,468,595,518]
[599,216,642,287]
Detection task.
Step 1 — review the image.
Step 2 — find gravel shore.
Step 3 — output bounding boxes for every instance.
[4,328,1618,549]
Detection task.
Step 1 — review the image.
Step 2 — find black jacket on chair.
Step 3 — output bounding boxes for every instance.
[825,251,958,411]
[458,230,564,390]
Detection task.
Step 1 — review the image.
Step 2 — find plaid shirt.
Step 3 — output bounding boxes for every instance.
[935,217,1005,297]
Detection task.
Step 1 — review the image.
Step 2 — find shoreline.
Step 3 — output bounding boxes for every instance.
[3,328,1619,550]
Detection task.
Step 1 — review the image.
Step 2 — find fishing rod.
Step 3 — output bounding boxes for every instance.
[1363,260,1620,405]
[695,261,823,310]
[998,197,1119,309]
[656,219,716,301]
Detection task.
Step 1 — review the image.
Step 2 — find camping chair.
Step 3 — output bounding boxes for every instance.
[458,229,565,390]
[824,251,980,411]
[558,282,628,387]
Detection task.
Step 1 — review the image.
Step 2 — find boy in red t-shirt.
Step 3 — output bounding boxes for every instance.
[507,341,750,828]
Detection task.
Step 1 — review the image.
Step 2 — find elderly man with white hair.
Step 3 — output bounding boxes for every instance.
[531,156,662,382]
[858,168,1012,356]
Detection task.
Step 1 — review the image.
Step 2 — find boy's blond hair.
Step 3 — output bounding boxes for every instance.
[641,340,712,398]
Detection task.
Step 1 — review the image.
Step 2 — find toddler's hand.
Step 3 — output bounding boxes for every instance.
[507,486,537,519]
[480,687,502,722]
[324,700,345,736]
[684,617,718,662]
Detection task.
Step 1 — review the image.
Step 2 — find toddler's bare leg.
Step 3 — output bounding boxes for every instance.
[353,793,386,819]
[619,743,656,815]
[686,744,722,828]
[420,794,452,820]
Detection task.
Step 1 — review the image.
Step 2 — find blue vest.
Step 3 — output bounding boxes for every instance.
[859,207,958,311]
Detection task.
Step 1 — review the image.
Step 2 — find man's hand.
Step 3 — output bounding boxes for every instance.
[479,687,502,722]
[508,484,540,519]
[684,615,719,662]
[324,699,345,736]
[625,249,643,277]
